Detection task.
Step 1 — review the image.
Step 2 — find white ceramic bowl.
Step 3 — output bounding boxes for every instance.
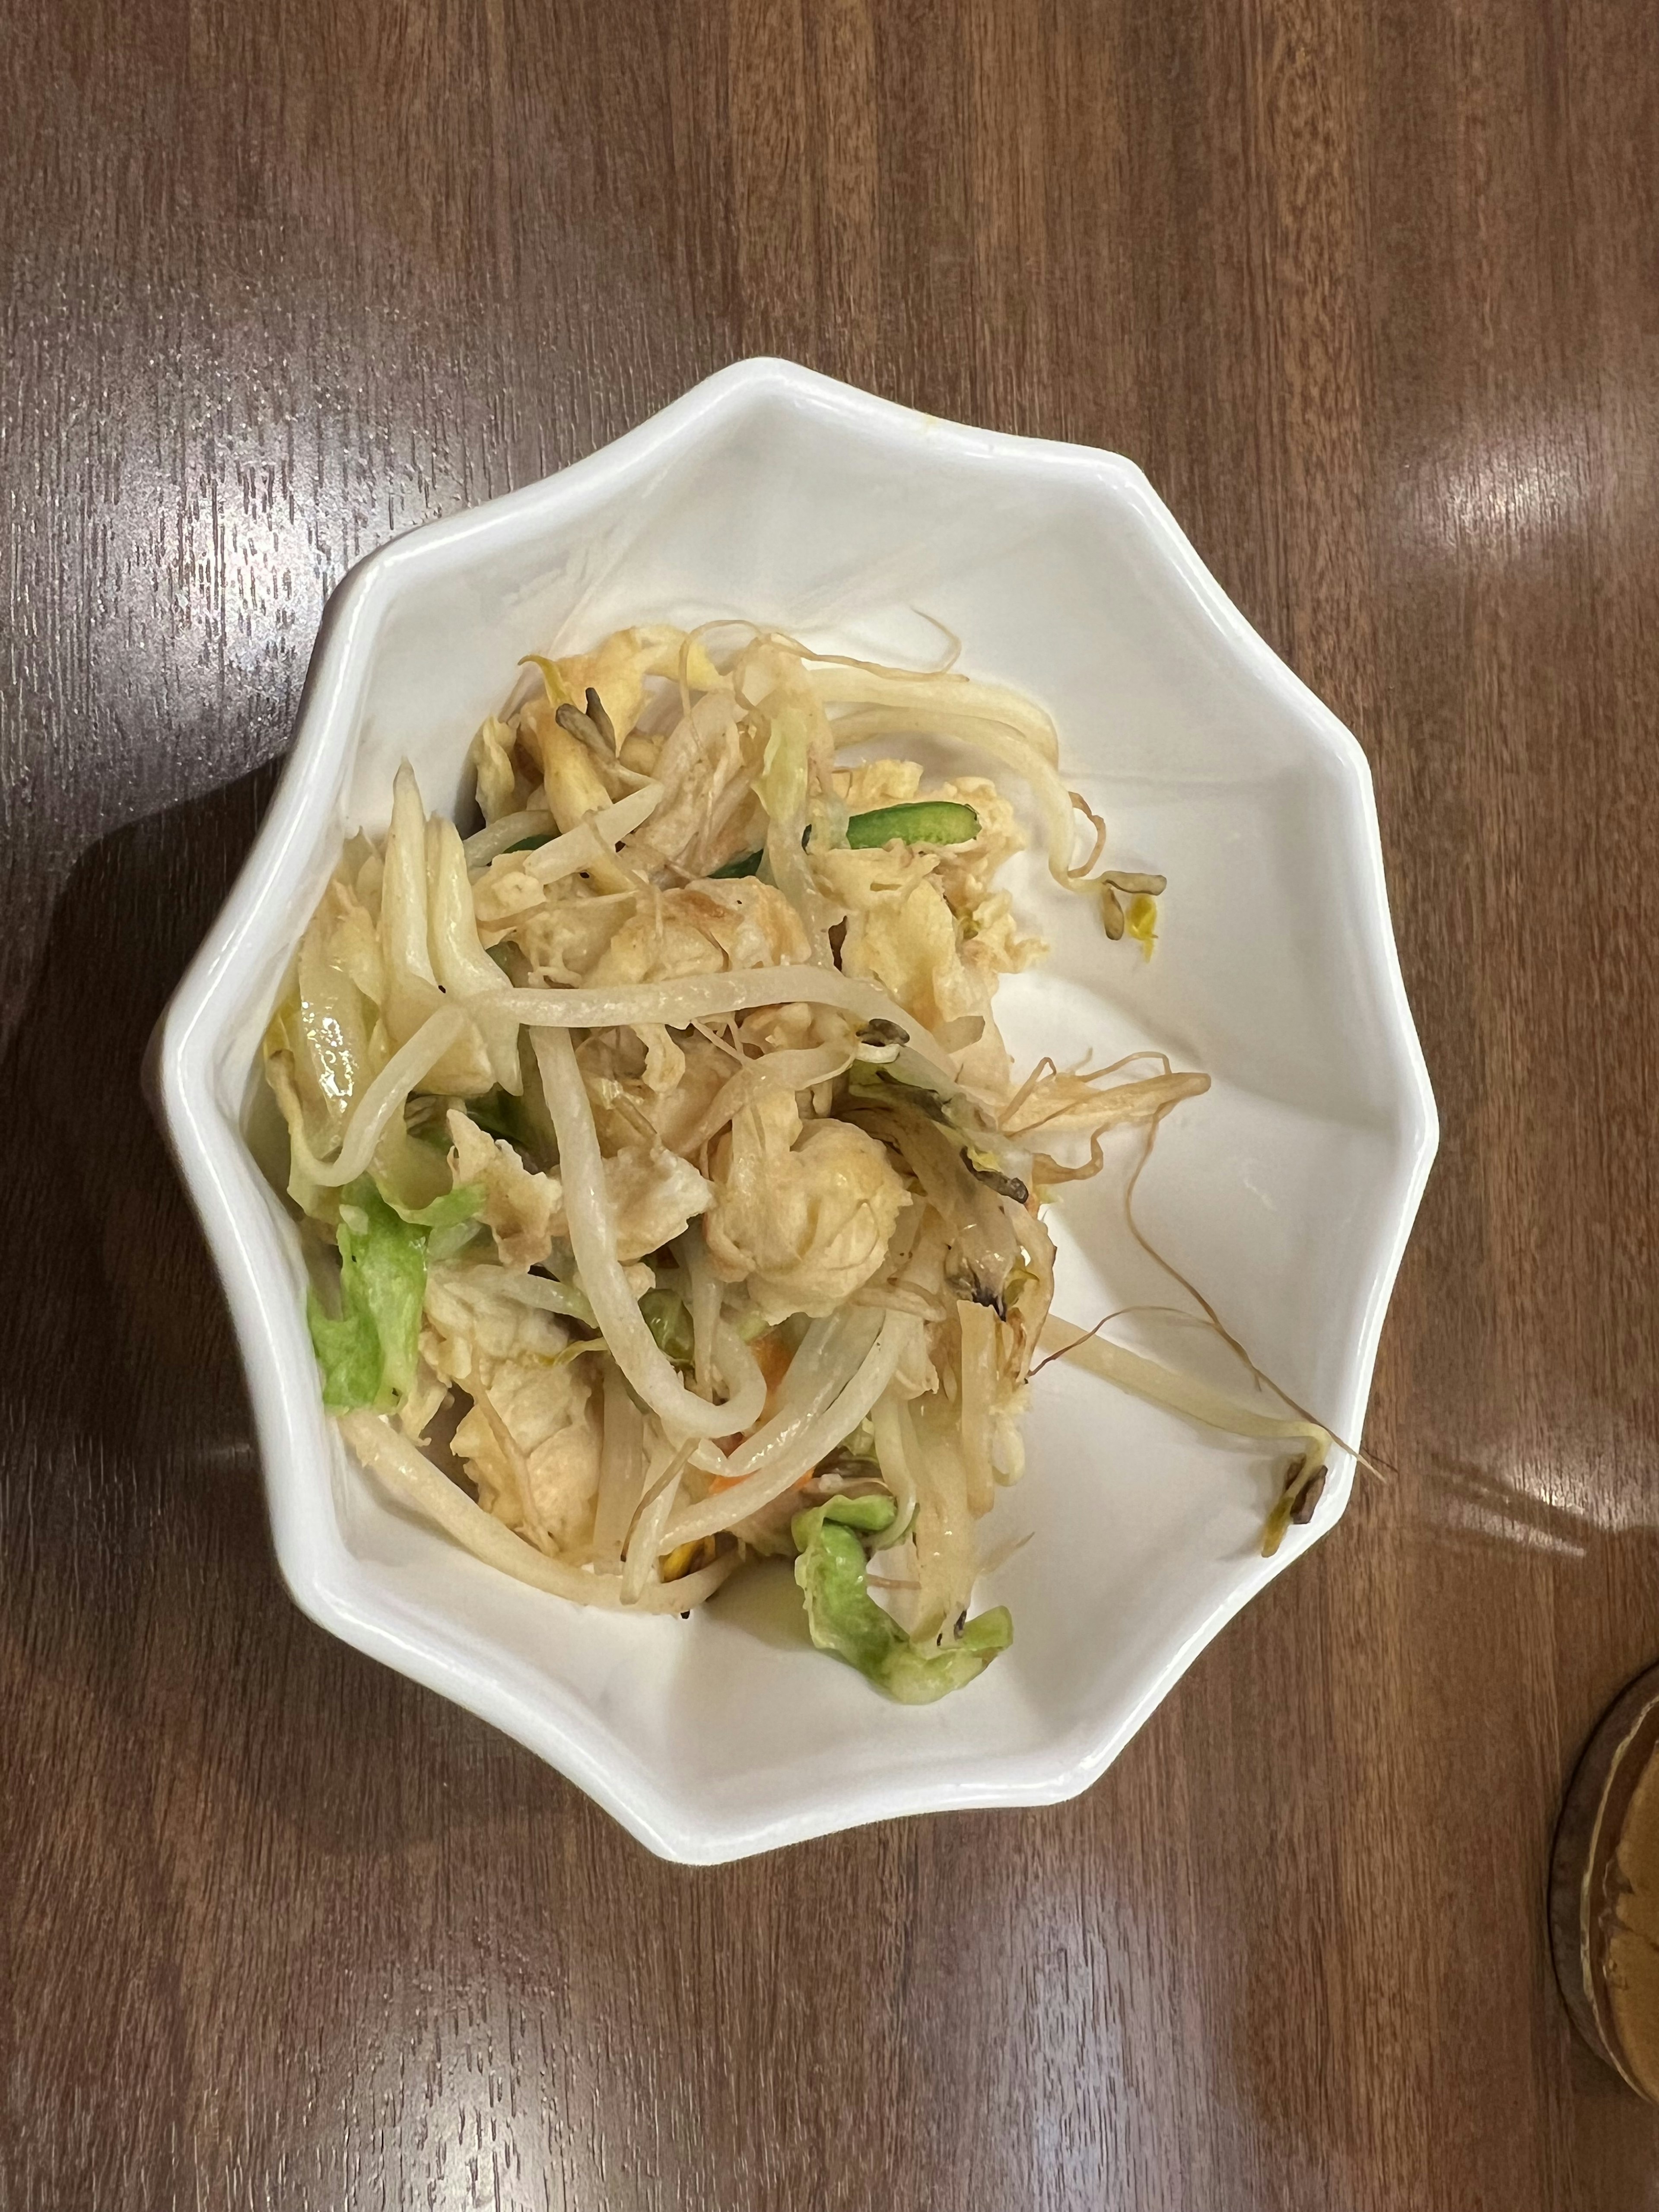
[156,359,1436,1863]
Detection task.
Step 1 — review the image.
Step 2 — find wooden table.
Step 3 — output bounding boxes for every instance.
[5,1,1657,2204]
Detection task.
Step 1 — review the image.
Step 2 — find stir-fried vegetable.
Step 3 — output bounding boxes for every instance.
[791,1494,1013,1702]
[307,1177,483,1412]
[263,620,1279,1706]
[711,798,983,879]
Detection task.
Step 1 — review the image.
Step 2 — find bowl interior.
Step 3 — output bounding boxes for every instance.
[179,367,1430,1858]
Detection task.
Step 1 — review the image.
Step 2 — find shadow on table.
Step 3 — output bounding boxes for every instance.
[0,769,577,1861]
[0,764,278,1509]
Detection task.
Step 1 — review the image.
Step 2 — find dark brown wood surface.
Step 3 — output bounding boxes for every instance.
[4,0,1658,2205]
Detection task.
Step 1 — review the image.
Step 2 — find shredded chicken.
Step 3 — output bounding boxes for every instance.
[447,1109,564,1271]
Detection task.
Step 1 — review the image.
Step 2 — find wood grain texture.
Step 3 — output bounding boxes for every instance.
[4,0,1659,2205]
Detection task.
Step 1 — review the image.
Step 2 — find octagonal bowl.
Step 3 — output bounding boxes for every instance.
[154,357,1436,1862]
